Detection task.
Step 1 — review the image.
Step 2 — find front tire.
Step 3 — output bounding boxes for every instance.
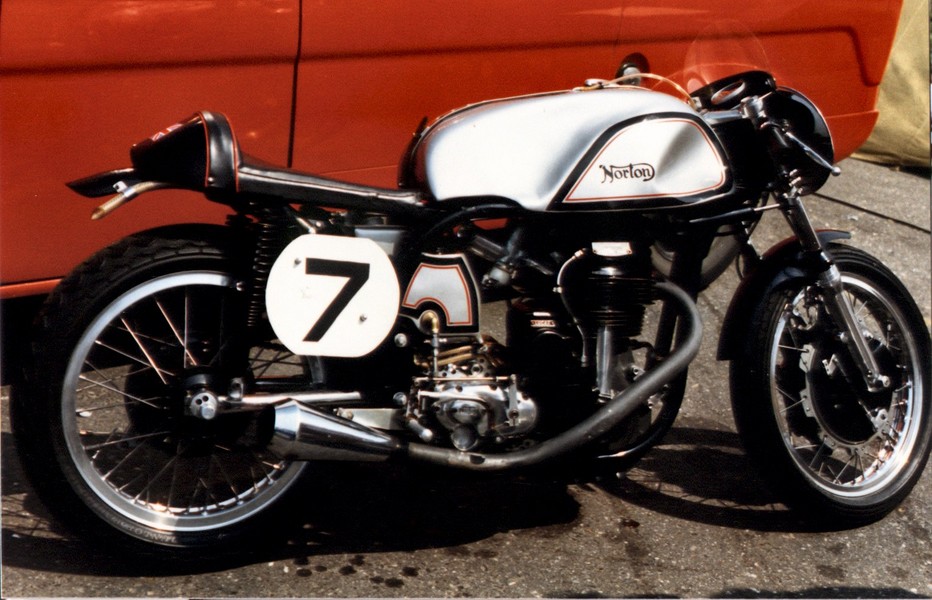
[12,228,308,552]
[731,243,931,524]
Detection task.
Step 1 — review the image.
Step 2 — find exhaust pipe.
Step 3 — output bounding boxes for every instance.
[270,401,402,461]
[270,281,701,471]
[407,281,702,470]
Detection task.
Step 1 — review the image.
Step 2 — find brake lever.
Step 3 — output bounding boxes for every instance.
[764,122,841,176]
[779,127,841,176]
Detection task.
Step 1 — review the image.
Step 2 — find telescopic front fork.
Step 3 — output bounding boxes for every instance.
[779,190,890,392]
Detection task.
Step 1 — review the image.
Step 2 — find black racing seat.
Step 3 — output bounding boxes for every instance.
[69,111,425,214]
[128,111,424,211]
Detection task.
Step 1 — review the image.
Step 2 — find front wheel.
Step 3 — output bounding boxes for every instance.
[12,229,311,552]
[731,243,931,524]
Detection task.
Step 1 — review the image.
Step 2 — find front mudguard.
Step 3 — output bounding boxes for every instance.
[717,230,850,361]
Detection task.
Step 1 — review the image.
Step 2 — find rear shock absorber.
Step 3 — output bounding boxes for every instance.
[242,204,291,330]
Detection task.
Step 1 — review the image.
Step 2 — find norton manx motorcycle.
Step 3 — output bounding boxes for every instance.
[13,71,930,552]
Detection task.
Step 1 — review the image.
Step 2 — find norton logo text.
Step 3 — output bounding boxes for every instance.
[599,162,656,183]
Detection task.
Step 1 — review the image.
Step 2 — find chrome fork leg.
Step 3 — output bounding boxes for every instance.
[780,193,889,392]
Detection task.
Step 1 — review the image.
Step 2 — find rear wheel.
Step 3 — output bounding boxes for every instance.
[731,244,931,524]
[13,229,310,551]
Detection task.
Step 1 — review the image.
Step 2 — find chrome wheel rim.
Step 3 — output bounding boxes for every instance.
[62,272,306,533]
[769,273,924,499]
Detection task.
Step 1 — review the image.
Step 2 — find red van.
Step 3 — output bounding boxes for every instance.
[0,0,904,370]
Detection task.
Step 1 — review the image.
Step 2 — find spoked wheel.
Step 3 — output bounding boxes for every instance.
[13,229,312,551]
[732,244,931,524]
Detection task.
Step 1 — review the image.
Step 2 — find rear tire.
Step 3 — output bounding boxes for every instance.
[730,243,931,524]
[12,228,309,553]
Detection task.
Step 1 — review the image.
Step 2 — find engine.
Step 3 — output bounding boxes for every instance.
[401,334,538,451]
[395,234,657,452]
[558,241,656,401]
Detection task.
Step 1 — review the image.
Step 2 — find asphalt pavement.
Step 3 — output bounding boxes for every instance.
[2,158,930,598]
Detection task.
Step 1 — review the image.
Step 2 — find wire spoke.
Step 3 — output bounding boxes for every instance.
[88,427,123,462]
[120,317,173,385]
[155,295,200,368]
[106,321,181,356]
[76,362,149,393]
[791,441,821,451]
[778,343,806,352]
[83,430,172,452]
[775,385,806,412]
[833,451,859,484]
[133,450,181,505]
[101,439,150,481]
[77,372,166,411]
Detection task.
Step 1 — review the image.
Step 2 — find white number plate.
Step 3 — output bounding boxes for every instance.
[265,234,400,357]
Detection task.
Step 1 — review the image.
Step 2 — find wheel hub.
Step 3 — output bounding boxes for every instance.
[187,389,220,420]
[798,335,899,449]
[183,372,224,420]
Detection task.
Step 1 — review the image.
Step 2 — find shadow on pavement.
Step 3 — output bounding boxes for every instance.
[538,586,927,598]
[712,586,927,599]
[2,422,851,577]
[592,424,837,533]
[2,427,579,576]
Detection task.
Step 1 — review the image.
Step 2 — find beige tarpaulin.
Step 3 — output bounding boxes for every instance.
[853,0,931,168]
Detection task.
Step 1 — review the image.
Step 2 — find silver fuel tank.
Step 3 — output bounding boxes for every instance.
[409,87,733,212]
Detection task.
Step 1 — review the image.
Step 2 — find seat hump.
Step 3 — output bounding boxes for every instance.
[129,111,239,192]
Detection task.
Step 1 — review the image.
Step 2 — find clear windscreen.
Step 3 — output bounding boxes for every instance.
[678,21,772,94]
